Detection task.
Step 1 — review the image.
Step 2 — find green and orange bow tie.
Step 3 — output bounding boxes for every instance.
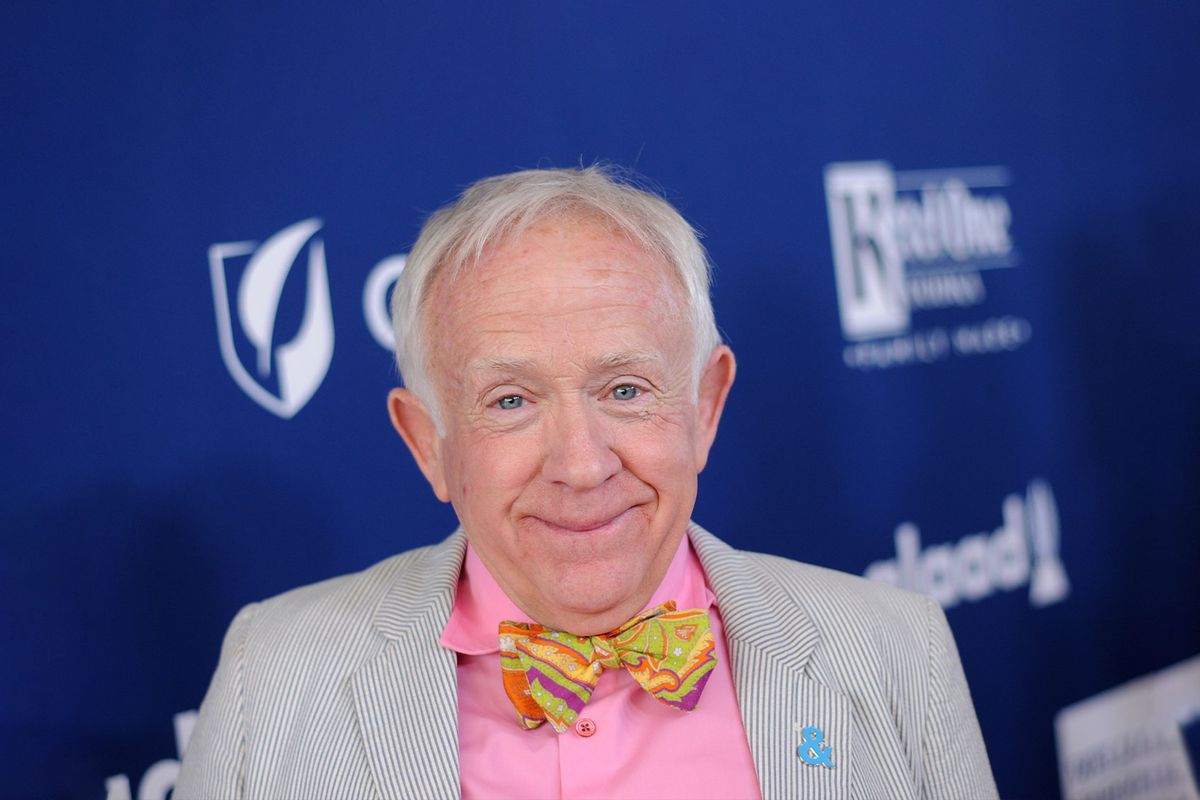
[498,601,717,733]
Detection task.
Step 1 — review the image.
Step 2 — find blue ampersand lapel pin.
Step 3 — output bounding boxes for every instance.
[795,724,836,768]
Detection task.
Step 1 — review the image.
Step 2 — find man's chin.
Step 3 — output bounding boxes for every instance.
[528,578,659,635]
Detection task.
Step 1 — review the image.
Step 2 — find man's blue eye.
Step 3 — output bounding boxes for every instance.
[497,395,524,410]
[612,385,639,401]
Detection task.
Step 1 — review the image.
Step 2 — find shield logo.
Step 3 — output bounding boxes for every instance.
[208,218,335,418]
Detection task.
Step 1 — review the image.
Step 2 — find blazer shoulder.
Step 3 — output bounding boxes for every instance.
[234,532,464,671]
[739,548,938,665]
[179,534,466,799]
[746,548,930,617]
[735,555,998,797]
[249,540,420,618]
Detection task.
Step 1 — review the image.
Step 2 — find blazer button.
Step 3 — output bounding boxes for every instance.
[574,718,597,737]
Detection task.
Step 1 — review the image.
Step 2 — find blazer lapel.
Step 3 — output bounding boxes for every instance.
[691,524,853,800]
[350,532,466,800]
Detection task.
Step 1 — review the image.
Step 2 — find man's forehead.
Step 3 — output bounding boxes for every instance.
[466,350,665,375]
[425,215,694,391]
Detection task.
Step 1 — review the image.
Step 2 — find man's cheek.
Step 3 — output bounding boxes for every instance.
[461,460,525,514]
[623,419,697,468]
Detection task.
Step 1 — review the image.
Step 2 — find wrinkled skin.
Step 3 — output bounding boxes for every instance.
[389,215,735,635]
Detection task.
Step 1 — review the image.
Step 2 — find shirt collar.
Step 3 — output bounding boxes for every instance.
[439,532,717,656]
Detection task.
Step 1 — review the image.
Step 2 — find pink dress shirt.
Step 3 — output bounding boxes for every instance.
[439,534,762,800]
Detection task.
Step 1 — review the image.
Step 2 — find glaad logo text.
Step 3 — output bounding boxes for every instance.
[105,710,196,800]
[864,479,1070,609]
[825,161,1033,370]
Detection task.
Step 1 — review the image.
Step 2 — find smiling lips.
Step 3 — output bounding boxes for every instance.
[529,507,636,534]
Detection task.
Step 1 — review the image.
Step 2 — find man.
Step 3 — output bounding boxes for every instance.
[176,166,998,799]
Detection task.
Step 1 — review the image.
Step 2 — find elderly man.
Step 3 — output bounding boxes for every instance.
[176,167,997,799]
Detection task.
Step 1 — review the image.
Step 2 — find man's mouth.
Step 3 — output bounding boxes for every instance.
[527,507,635,534]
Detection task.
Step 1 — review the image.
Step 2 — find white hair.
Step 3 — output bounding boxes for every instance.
[390,165,721,429]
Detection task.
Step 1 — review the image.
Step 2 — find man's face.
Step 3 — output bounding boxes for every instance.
[406,215,732,635]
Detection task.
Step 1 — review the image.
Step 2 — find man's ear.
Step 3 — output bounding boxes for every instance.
[693,345,737,473]
[387,388,450,502]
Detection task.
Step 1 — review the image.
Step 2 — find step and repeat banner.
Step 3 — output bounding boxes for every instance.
[4,3,1199,798]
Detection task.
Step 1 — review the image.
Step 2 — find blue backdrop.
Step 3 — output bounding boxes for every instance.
[3,3,1199,798]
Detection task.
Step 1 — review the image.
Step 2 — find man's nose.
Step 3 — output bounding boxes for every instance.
[541,400,621,489]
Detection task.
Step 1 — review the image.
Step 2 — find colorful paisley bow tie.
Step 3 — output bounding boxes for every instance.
[498,601,717,733]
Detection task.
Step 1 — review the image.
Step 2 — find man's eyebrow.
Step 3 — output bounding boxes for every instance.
[467,356,538,373]
[592,351,662,370]
[465,352,661,374]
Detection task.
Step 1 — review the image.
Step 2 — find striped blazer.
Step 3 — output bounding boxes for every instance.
[175,524,998,800]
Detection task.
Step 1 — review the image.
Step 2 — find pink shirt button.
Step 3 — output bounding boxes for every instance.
[574,718,597,738]
[444,536,762,799]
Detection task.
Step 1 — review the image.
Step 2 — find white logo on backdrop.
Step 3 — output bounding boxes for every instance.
[104,710,196,800]
[864,479,1069,609]
[209,222,409,417]
[363,254,406,349]
[825,161,1033,370]
[209,218,336,418]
